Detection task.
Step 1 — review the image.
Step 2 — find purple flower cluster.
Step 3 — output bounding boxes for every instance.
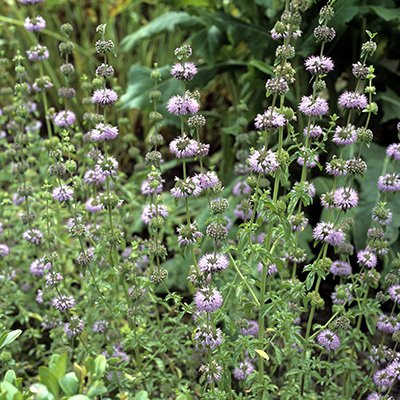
[313,222,345,246]
[248,147,279,175]
[233,360,254,380]
[254,109,286,131]
[52,185,74,202]
[332,124,357,146]
[90,123,119,141]
[194,288,223,312]
[330,260,352,276]
[91,88,118,106]
[386,143,400,161]
[298,95,329,117]
[317,329,340,351]
[194,323,223,350]
[52,295,75,311]
[0,244,9,257]
[64,315,84,338]
[166,95,200,116]
[357,248,377,268]
[198,252,229,274]
[169,134,209,159]
[376,314,400,334]
[24,16,46,32]
[338,91,368,110]
[27,44,49,60]
[141,204,168,225]
[170,62,197,81]
[23,228,43,245]
[30,258,51,277]
[377,173,400,192]
[305,55,334,75]
[54,110,76,127]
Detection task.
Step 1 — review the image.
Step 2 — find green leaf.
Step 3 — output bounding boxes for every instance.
[376,88,400,123]
[29,383,55,400]
[133,391,149,400]
[59,373,79,396]
[0,330,22,350]
[38,367,59,398]
[86,381,107,397]
[176,395,193,400]
[369,5,400,21]
[120,64,182,111]
[365,316,376,335]
[0,382,18,400]
[3,371,16,385]
[121,12,203,51]
[51,354,67,380]
[92,355,106,380]
[66,396,91,400]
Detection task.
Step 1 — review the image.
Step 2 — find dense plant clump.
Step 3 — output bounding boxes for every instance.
[1,0,400,399]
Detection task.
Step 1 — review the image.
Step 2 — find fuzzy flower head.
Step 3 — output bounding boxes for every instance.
[338,91,368,110]
[388,285,400,304]
[378,173,400,192]
[0,244,9,257]
[169,134,206,159]
[254,109,286,131]
[23,229,43,245]
[90,123,119,141]
[326,156,347,176]
[91,88,118,106]
[24,16,46,32]
[64,315,84,339]
[257,262,278,276]
[289,212,308,231]
[304,124,323,139]
[330,260,352,276]
[333,187,359,210]
[352,61,369,79]
[166,94,200,115]
[199,360,222,383]
[299,95,329,117]
[170,62,197,81]
[177,222,203,245]
[248,147,279,175]
[54,110,76,127]
[386,143,400,161]
[313,222,345,246]
[317,329,340,351]
[141,204,168,225]
[52,295,75,311]
[234,361,254,380]
[331,285,352,305]
[27,44,49,60]
[198,252,229,274]
[194,324,223,350]
[357,248,377,268]
[30,258,51,277]
[376,314,400,334]
[305,55,334,75]
[52,185,74,202]
[194,287,223,312]
[332,124,357,146]
[372,204,392,226]
[241,320,259,337]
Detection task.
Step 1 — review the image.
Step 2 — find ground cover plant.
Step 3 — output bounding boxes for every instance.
[1,0,400,399]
